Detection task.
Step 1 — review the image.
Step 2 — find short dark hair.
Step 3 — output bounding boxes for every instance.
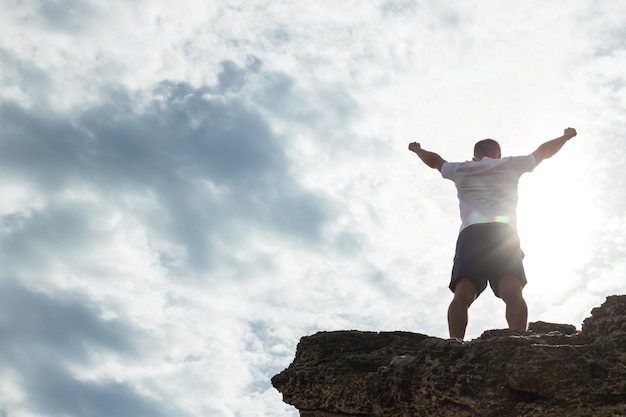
[474,139,501,158]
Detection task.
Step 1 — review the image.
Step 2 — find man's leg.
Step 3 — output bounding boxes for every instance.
[448,277,477,339]
[497,273,528,331]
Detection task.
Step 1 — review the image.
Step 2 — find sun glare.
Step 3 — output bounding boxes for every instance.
[517,158,597,298]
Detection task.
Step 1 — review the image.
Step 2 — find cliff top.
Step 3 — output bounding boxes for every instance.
[273,295,626,417]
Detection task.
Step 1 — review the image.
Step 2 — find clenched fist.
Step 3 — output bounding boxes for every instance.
[564,127,577,139]
[408,142,421,153]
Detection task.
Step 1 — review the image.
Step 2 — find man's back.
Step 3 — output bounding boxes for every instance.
[441,155,536,231]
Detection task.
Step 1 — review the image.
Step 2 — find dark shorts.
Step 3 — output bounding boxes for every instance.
[450,222,527,298]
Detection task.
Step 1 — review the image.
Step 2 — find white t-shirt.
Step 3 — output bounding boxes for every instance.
[441,155,536,232]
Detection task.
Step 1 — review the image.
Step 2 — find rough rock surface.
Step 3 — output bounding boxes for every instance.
[272,295,626,417]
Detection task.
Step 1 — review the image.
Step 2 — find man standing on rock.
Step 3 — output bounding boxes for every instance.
[408,127,578,339]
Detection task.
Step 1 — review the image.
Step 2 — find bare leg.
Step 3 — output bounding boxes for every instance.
[448,277,477,339]
[497,274,528,331]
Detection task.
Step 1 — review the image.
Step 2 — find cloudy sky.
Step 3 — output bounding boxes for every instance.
[1,1,625,416]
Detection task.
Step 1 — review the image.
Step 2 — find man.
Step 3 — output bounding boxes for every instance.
[408,127,578,339]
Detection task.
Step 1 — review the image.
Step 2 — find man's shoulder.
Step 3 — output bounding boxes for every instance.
[503,154,537,171]
[504,154,535,161]
[442,155,536,178]
[441,160,466,178]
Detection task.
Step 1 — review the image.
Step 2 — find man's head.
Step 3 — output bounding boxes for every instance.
[473,139,501,161]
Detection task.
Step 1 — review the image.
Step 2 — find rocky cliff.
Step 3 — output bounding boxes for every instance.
[272,295,626,417]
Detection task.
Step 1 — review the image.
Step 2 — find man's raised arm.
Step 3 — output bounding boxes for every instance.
[408,142,446,172]
[532,127,578,166]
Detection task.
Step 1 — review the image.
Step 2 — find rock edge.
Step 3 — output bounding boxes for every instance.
[272,295,626,417]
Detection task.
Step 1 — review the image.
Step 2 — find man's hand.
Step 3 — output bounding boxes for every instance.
[408,141,446,172]
[408,142,421,153]
[564,127,577,139]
